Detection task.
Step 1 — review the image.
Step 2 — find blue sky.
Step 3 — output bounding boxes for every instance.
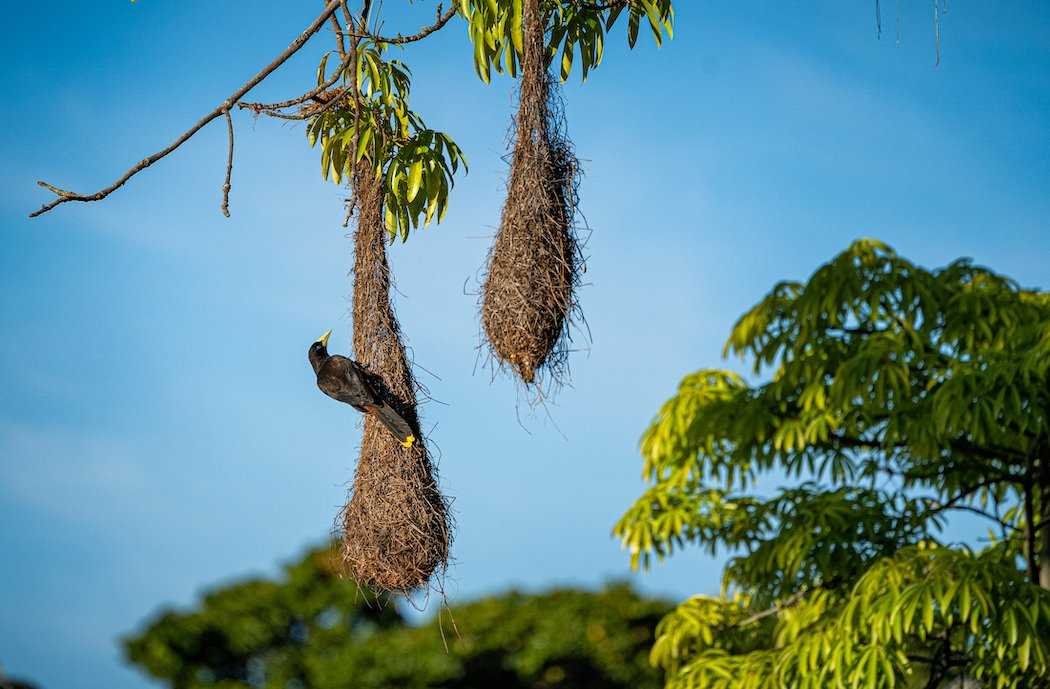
[1,2,1048,688]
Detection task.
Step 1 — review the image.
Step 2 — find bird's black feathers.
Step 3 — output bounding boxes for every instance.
[368,400,416,444]
[309,340,417,445]
[316,355,378,411]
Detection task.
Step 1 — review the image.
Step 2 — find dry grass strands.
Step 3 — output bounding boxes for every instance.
[340,169,452,595]
[480,0,583,388]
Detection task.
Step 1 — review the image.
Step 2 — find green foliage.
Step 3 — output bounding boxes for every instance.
[124,543,672,689]
[311,584,670,689]
[307,1,675,240]
[614,240,1050,689]
[307,41,467,241]
[458,0,674,83]
[123,546,400,689]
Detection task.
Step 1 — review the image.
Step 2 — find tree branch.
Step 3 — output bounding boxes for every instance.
[924,500,1018,531]
[919,477,1003,521]
[831,432,1027,483]
[29,0,347,218]
[328,5,348,59]
[220,107,234,218]
[1042,448,1050,589]
[340,3,458,45]
[566,0,632,10]
[1024,452,1039,584]
[238,37,358,117]
[240,0,404,123]
[735,587,814,628]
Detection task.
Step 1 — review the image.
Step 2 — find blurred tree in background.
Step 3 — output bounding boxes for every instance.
[124,544,670,689]
[0,670,40,689]
[616,240,1050,689]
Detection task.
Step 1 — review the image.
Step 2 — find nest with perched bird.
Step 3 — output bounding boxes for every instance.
[338,168,452,595]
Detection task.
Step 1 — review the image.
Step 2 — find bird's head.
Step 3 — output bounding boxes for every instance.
[308,329,332,373]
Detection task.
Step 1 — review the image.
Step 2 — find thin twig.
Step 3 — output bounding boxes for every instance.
[239,49,355,115]
[242,0,414,123]
[1024,452,1039,584]
[220,106,234,218]
[29,0,347,218]
[736,589,811,627]
[329,5,348,59]
[565,0,632,10]
[921,498,1019,532]
[932,0,941,66]
[339,3,457,45]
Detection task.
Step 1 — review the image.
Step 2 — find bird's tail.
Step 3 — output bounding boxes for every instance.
[368,402,417,448]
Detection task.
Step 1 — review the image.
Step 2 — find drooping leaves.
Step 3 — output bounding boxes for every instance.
[459,0,674,83]
[307,41,467,241]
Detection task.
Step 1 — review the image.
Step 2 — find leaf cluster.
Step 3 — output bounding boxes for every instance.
[307,41,467,241]
[459,0,673,82]
[615,239,1050,688]
[651,545,1050,689]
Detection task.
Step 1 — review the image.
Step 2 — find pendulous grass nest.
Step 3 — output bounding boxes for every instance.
[340,169,452,595]
[480,0,584,389]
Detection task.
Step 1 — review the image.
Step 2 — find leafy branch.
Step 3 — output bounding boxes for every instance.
[460,0,674,83]
[28,0,350,218]
[306,41,467,241]
[27,0,461,220]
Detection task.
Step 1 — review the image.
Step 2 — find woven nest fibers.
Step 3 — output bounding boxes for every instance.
[340,419,450,593]
[480,5,583,388]
[341,170,452,594]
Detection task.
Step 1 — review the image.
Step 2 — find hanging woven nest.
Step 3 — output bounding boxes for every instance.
[480,0,583,388]
[340,169,452,594]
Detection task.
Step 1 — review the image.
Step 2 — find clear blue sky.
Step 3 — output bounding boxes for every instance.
[1,2,1047,688]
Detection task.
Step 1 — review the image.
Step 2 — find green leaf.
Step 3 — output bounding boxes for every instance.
[510,0,523,54]
[406,159,424,202]
[355,126,373,162]
[560,39,573,81]
[317,52,331,86]
[1018,637,1030,671]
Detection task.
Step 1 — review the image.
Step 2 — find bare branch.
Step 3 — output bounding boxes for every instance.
[328,4,348,59]
[355,0,372,28]
[341,3,458,45]
[922,498,1019,531]
[1024,452,1039,584]
[831,432,1028,480]
[220,107,234,218]
[735,588,811,628]
[566,0,632,11]
[29,0,347,218]
[238,3,370,119]
[238,54,351,118]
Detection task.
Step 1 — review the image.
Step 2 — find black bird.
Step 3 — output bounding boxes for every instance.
[309,330,416,448]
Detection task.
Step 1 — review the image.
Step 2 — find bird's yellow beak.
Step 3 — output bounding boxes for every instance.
[317,329,332,348]
[401,435,416,449]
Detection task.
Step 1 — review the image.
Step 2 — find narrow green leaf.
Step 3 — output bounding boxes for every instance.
[406,159,424,202]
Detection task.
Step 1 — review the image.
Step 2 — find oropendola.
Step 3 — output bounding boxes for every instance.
[308,330,416,448]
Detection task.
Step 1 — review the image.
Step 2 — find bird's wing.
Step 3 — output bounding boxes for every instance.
[317,358,415,445]
[318,357,378,409]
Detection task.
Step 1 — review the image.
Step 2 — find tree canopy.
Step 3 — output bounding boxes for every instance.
[124,544,671,689]
[615,239,1050,689]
